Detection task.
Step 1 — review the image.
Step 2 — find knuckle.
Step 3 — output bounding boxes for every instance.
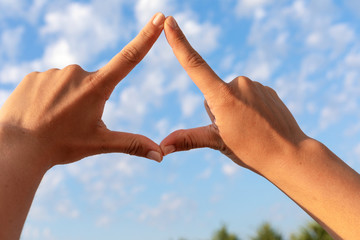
[265,86,277,95]
[174,32,187,45]
[45,68,60,74]
[177,129,195,150]
[236,76,253,86]
[126,135,143,156]
[120,46,142,65]
[215,82,235,104]
[231,76,254,93]
[88,71,112,100]
[63,64,84,73]
[139,28,154,41]
[99,142,109,154]
[64,64,82,71]
[24,71,40,80]
[185,51,206,69]
[208,125,224,151]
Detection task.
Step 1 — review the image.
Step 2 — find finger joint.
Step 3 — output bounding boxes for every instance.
[120,46,142,65]
[126,135,143,156]
[185,51,206,69]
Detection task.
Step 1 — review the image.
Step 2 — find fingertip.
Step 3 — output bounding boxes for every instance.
[152,12,165,28]
[146,150,163,163]
[162,145,176,156]
[165,16,178,29]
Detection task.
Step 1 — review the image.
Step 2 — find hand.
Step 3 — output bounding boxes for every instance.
[160,16,309,173]
[160,18,360,240]
[0,13,166,168]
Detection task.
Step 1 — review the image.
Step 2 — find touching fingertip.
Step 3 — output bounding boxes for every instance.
[163,145,176,156]
[152,12,165,27]
[146,150,163,162]
[166,16,178,29]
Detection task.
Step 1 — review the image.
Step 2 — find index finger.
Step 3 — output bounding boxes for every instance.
[98,12,165,88]
[164,16,226,97]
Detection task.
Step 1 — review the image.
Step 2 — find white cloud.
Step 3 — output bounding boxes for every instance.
[42,39,77,68]
[197,167,212,179]
[0,89,11,107]
[222,162,239,177]
[35,168,65,199]
[220,54,236,71]
[306,23,355,58]
[56,199,80,219]
[344,0,360,18]
[167,72,191,92]
[354,143,360,159]
[288,0,308,20]
[180,92,202,118]
[0,0,49,24]
[318,106,339,130]
[235,0,271,18]
[0,0,27,19]
[155,118,170,139]
[135,0,174,27]
[107,68,166,129]
[175,11,221,54]
[21,224,55,240]
[0,61,40,84]
[0,26,24,61]
[65,154,146,212]
[329,23,355,56]
[243,49,277,82]
[139,193,195,226]
[96,215,112,227]
[26,168,68,222]
[40,1,123,66]
[345,48,360,68]
[0,0,129,84]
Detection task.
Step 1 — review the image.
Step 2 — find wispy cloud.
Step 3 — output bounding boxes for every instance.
[138,192,196,227]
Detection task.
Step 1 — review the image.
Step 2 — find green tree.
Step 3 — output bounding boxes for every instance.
[250,222,283,240]
[212,225,240,240]
[290,222,333,240]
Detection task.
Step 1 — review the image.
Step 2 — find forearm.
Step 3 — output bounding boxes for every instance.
[262,138,360,239]
[0,125,48,239]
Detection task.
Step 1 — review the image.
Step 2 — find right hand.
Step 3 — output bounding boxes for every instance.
[160,16,309,173]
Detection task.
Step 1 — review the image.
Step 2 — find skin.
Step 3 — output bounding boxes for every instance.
[160,16,360,240]
[0,13,165,239]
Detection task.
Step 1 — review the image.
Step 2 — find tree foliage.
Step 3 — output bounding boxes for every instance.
[250,222,282,240]
[207,221,332,240]
[175,221,332,240]
[212,225,240,240]
[290,222,333,240]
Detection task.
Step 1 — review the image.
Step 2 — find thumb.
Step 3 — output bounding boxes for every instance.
[160,125,223,156]
[94,130,163,162]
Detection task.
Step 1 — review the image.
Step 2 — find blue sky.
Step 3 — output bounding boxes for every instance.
[1,0,360,239]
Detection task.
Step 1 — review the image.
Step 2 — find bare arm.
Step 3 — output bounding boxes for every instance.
[160,16,360,240]
[0,13,165,239]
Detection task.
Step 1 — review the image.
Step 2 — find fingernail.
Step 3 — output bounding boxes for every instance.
[163,145,176,156]
[152,12,165,27]
[146,150,162,162]
[167,16,178,29]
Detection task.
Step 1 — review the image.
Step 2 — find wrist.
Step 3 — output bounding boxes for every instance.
[254,136,317,179]
[0,123,51,175]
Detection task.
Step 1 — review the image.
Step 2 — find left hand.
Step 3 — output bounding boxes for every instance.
[0,13,166,168]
